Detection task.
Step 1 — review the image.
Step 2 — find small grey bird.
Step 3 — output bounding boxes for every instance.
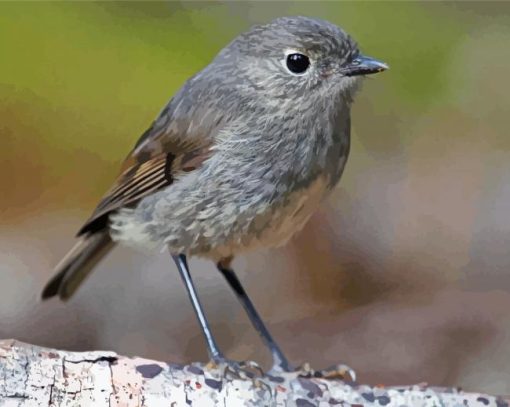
[42,16,387,372]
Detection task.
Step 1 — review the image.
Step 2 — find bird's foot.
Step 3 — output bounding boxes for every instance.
[294,362,356,382]
[266,360,355,382]
[206,358,265,380]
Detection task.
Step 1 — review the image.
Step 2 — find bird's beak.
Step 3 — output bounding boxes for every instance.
[341,55,389,77]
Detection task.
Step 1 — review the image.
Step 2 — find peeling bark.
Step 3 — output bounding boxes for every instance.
[0,339,507,406]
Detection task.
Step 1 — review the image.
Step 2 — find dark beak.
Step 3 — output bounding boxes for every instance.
[342,55,389,77]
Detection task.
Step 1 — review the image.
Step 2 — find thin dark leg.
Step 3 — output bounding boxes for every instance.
[172,254,223,362]
[217,261,292,372]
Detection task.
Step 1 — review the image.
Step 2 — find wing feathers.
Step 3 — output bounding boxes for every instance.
[77,144,211,236]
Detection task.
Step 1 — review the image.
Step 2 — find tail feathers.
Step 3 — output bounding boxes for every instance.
[41,232,115,301]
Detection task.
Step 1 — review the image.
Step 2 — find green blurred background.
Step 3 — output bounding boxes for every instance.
[1,1,510,394]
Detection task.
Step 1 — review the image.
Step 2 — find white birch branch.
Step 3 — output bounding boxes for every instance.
[0,339,507,406]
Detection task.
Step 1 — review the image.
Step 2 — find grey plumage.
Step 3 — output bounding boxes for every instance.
[111,16,360,258]
[42,16,387,302]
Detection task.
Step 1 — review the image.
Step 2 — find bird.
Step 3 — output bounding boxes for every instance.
[41,16,387,373]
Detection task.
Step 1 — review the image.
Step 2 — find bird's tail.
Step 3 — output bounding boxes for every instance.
[41,231,115,301]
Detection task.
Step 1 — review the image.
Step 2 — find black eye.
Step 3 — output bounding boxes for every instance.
[286,53,310,74]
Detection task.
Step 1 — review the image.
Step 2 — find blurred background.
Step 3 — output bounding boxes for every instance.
[1,0,510,395]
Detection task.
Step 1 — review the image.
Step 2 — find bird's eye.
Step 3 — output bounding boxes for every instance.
[286,53,310,74]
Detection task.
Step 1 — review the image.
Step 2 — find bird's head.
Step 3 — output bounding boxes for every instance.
[217,16,388,103]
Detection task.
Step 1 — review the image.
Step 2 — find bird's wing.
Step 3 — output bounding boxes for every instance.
[77,112,214,236]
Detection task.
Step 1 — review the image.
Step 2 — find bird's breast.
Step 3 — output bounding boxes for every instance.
[201,174,331,260]
[252,174,331,246]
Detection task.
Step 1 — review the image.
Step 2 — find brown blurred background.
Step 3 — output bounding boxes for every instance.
[1,1,510,395]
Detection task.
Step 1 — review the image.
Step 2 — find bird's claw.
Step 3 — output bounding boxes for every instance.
[207,358,356,383]
[295,362,356,382]
[207,358,265,380]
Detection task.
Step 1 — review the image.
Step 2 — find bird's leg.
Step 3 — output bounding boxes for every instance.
[217,257,293,373]
[172,253,263,379]
[172,254,224,363]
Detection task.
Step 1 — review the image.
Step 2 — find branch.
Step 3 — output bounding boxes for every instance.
[0,339,507,406]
